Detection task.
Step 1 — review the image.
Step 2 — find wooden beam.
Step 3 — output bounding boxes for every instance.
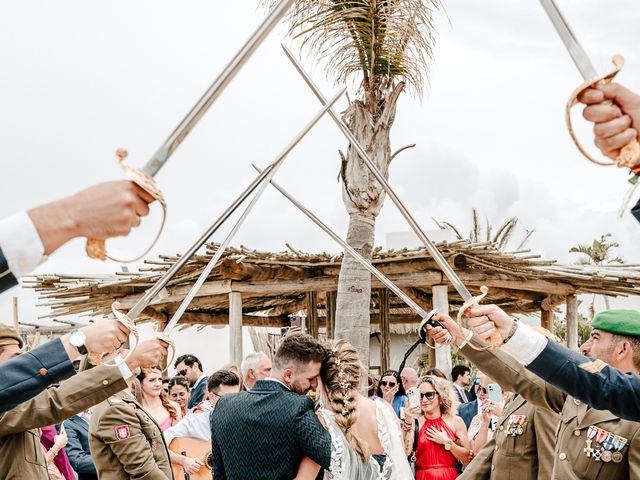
[541,308,553,333]
[378,289,390,373]
[432,285,452,379]
[220,260,308,281]
[306,292,319,338]
[566,294,579,350]
[325,291,336,340]
[229,292,243,365]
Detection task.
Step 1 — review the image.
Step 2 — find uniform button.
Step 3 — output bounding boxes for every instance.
[574,430,581,436]
[559,453,567,460]
[499,425,504,431]
[102,380,109,386]
[39,368,48,376]
[491,465,495,471]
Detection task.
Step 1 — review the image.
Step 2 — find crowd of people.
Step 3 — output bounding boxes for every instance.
[1,43,640,477]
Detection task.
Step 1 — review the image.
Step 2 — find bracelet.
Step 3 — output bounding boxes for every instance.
[502,318,519,345]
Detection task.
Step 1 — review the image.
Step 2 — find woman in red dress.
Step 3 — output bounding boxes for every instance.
[404,375,471,480]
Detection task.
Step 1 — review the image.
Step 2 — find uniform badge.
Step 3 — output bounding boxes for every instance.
[578,359,608,373]
[115,425,130,440]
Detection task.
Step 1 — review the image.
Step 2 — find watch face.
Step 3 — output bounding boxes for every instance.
[70,330,85,347]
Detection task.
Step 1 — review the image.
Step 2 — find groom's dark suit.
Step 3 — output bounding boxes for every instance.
[211,379,331,480]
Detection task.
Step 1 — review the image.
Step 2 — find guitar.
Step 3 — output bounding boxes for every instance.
[169,437,213,480]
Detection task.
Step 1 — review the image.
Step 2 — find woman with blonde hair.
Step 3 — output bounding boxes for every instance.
[133,367,182,431]
[296,339,413,479]
[403,376,471,479]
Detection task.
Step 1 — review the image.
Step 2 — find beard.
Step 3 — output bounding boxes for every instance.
[289,379,313,396]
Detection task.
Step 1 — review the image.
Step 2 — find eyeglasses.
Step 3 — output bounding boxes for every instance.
[178,369,188,377]
[379,381,397,388]
[211,392,221,398]
[420,392,438,400]
[476,386,488,395]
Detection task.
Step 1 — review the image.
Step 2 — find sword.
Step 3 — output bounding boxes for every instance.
[86,0,294,260]
[538,0,640,167]
[252,164,452,345]
[160,88,346,336]
[281,46,495,343]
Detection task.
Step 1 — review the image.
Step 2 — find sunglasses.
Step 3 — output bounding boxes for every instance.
[476,386,488,394]
[420,392,439,400]
[178,369,188,377]
[380,380,397,388]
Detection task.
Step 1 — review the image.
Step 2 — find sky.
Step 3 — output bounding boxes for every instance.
[1,1,639,372]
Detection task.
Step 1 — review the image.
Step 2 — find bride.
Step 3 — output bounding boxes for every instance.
[296,340,413,480]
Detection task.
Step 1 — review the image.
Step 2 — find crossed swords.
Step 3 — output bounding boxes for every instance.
[88,0,631,363]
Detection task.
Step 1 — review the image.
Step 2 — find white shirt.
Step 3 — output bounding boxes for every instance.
[163,411,212,445]
[453,383,469,403]
[0,212,45,279]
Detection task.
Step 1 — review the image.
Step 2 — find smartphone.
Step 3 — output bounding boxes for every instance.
[290,316,306,333]
[487,383,503,403]
[407,387,420,408]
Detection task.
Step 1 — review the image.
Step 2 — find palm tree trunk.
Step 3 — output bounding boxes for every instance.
[335,83,404,372]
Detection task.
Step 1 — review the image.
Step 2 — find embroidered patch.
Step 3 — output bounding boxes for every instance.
[115,425,130,440]
[579,359,608,373]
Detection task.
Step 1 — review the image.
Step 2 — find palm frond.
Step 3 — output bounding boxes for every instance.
[494,217,518,250]
[516,227,535,250]
[470,208,480,243]
[262,0,440,98]
[440,221,463,240]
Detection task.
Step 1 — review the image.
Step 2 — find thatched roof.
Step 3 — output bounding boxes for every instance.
[25,239,640,331]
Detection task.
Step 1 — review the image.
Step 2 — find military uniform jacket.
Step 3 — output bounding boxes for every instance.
[461,341,640,480]
[0,364,127,479]
[89,392,173,480]
[527,338,640,423]
[460,393,557,480]
[0,244,18,293]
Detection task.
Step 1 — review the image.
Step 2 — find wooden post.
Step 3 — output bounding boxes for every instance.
[229,292,243,365]
[378,289,390,373]
[306,292,319,338]
[566,294,579,350]
[432,286,452,379]
[541,308,553,332]
[325,291,336,339]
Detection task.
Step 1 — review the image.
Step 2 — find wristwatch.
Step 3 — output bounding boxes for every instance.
[69,329,88,355]
[444,440,453,451]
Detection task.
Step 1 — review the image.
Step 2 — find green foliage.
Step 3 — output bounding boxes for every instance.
[569,233,624,266]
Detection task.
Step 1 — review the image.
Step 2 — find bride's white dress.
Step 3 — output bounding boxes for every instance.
[319,400,413,480]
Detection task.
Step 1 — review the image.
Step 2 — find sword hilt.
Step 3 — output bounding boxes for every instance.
[86,149,167,263]
[87,301,140,368]
[565,55,640,169]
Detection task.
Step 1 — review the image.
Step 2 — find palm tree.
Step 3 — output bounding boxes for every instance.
[434,208,535,251]
[264,0,441,365]
[569,233,624,315]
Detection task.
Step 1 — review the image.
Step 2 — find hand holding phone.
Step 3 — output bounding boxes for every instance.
[487,383,503,403]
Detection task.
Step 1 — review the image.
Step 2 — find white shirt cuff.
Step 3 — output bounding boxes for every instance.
[500,322,548,365]
[114,355,134,380]
[0,212,46,278]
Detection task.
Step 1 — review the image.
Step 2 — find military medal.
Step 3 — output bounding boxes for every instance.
[611,435,627,463]
[584,426,596,457]
[601,433,615,462]
[593,428,608,462]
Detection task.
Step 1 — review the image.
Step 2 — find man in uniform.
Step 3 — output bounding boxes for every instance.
[466,306,640,423]
[90,380,174,479]
[429,314,640,480]
[0,324,166,479]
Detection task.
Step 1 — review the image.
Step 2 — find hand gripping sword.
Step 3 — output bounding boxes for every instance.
[281,46,496,347]
[538,0,640,168]
[85,0,295,261]
[252,164,453,346]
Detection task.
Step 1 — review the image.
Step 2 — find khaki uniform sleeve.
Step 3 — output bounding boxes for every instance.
[97,404,169,480]
[459,437,494,479]
[628,425,640,479]
[0,365,126,436]
[461,338,566,413]
[531,405,558,479]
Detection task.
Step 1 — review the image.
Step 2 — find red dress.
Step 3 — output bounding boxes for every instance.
[415,416,459,480]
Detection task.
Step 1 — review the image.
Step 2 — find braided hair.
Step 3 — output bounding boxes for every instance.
[321,340,369,461]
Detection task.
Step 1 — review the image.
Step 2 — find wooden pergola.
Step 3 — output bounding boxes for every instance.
[28,241,640,370]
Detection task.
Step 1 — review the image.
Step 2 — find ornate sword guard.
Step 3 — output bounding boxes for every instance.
[87,301,140,367]
[156,332,176,374]
[565,54,640,168]
[455,285,502,350]
[86,149,168,262]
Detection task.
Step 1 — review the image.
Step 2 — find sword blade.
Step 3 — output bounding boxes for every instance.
[143,0,294,177]
[282,45,473,302]
[538,0,598,81]
[160,88,345,335]
[252,164,430,319]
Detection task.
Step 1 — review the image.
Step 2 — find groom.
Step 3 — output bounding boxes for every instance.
[210,334,331,479]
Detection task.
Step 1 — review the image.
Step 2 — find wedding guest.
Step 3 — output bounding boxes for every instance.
[403,375,471,479]
[168,376,191,417]
[64,410,98,480]
[41,425,74,480]
[401,367,418,391]
[424,367,447,379]
[133,367,181,430]
[376,369,407,418]
[241,352,272,391]
[174,354,208,408]
[451,365,471,403]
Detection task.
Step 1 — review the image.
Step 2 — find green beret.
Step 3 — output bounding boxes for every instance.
[592,310,640,337]
[0,324,23,349]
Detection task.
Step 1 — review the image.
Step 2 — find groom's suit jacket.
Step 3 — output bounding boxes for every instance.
[210,379,331,480]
